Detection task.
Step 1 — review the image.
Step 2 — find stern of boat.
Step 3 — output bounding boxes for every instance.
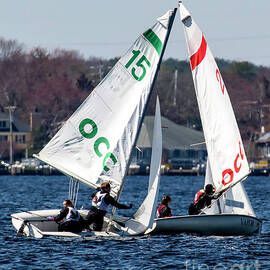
[152,214,262,236]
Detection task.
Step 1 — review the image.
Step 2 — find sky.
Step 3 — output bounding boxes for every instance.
[0,0,269,66]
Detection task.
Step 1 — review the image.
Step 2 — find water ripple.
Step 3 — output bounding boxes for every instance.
[1,175,269,269]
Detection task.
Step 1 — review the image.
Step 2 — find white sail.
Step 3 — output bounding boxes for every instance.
[204,160,255,216]
[34,10,176,194]
[203,159,221,215]
[222,182,255,216]
[125,97,162,235]
[179,2,249,193]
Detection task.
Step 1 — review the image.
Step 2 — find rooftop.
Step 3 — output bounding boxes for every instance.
[257,132,270,144]
[0,112,30,133]
[137,116,205,150]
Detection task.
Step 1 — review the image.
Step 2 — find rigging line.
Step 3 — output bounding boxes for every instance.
[72,178,74,201]
[71,178,74,202]
[12,216,49,223]
[69,177,71,199]
[74,181,80,208]
[69,177,74,200]
[72,178,75,201]
[19,210,47,219]
[72,180,77,203]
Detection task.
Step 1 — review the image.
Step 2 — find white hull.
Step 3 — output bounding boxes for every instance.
[11,209,148,238]
[12,209,84,238]
[153,214,262,236]
[12,210,262,237]
[11,209,122,238]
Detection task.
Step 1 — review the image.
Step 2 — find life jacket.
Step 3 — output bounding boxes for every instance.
[64,207,80,222]
[193,189,205,204]
[92,191,109,211]
[156,204,172,218]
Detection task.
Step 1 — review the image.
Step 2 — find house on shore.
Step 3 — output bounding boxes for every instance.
[254,132,270,161]
[131,115,206,171]
[0,112,31,161]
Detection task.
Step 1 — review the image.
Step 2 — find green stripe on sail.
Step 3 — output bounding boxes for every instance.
[143,29,162,56]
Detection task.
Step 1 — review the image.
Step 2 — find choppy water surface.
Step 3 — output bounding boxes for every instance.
[1,175,269,269]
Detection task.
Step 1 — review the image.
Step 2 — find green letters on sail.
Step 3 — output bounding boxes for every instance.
[34,10,175,194]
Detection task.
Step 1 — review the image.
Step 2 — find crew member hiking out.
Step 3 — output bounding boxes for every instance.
[188,184,223,215]
[48,199,83,233]
[156,195,172,218]
[85,182,132,231]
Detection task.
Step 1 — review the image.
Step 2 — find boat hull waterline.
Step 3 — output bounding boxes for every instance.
[153,214,262,235]
[12,210,261,238]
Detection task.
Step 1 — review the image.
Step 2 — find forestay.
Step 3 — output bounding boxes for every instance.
[34,10,175,195]
[179,2,250,193]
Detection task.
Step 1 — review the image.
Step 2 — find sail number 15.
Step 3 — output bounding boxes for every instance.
[125,50,151,81]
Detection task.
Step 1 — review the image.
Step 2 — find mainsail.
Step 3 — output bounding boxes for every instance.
[179,2,254,216]
[34,9,176,195]
[179,2,250,193]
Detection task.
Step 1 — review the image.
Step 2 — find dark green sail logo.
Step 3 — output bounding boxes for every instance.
[79,118,117,172]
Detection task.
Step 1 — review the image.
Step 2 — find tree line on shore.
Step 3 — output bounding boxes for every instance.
[0,38,269,156]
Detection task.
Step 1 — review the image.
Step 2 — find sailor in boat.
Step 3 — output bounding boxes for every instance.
[48,199,83,233]
[85,182,132,231]
[156,195,172,218]
[188,184,219,215]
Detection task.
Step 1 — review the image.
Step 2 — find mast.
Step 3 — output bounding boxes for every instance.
[109,7,177,223]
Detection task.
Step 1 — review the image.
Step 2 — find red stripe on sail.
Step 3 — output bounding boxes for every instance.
[190,35,207,71]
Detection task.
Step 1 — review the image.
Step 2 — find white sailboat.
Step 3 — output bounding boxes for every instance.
[153,2,261,235]
[11,9,176,238]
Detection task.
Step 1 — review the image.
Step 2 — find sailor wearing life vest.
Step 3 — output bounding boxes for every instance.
[188,184,221,215]
[49,199,83,233]
[85,182,132,231]
[156,195,172,218]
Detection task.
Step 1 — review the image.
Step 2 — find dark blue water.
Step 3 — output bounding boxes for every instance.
[1,175,269,270]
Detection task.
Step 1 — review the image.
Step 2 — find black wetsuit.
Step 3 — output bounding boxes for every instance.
[188,193,213,215]
[85,190,130,231]
[54,208,84,233]
[188,192,221,215]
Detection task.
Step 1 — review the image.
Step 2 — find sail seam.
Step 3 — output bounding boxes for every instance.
[94,91,113,113]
